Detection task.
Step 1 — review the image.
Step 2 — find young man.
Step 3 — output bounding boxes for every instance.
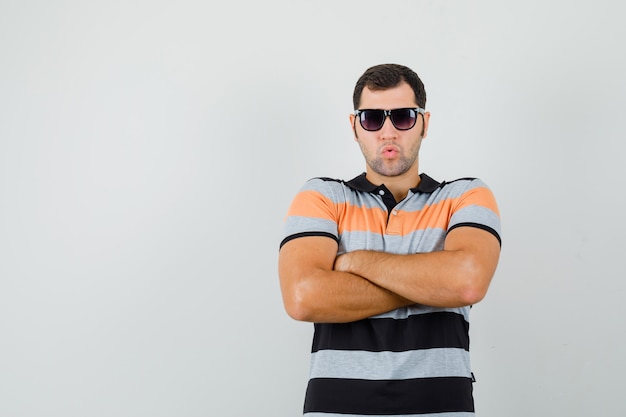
[279,63,501,416]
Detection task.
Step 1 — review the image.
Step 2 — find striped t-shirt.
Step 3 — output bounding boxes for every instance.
[280,172,501,417]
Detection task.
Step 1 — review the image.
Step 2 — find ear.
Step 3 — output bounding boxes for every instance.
[349,113,359,141]
[421,111,431,139]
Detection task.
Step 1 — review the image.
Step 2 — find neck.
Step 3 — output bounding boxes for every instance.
[365,168,421,202]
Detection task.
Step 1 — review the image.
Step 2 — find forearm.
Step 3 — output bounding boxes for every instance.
[335,248,492,308]
[334,227,500,307]
[281,267,413,323]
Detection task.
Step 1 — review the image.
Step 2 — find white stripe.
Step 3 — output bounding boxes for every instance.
[309,348,471,380]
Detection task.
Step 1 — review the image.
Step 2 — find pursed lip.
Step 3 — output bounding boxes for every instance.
[380,144,400,157]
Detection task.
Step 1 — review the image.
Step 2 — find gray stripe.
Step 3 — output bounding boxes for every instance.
[371,305,470,321]
[309,348,471,380]
[284,216,338,237]
[301,178,385,209]
[305,411,475,417]
[400,179,484,211]
[337,230,385,253]
[450,205,501,235]
[339,228,446,254]
[304,177,489,211]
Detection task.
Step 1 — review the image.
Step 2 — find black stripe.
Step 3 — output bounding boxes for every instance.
[312,311,469,353]
[304,376,474,414]
[448,222,502,246]
[279,232,338,249]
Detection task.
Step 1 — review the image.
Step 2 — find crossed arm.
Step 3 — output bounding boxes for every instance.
[278,226,501,323]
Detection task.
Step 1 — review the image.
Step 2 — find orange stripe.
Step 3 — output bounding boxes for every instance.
[451,186,500,216]
[287,186,499,237]
[337,203,388,235]
[286,190,338,221]
[338,201,450,236]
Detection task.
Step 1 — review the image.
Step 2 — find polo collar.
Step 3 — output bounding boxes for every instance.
[345,173,442,194]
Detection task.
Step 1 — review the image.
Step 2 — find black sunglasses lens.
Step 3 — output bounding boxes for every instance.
[359,109,418,131]
[360,110,385,131]
[390,109,417,130]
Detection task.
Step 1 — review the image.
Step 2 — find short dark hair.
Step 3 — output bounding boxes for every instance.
[352,64,426,110]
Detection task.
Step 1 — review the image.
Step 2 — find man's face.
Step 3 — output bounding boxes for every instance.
[350,82,430,182]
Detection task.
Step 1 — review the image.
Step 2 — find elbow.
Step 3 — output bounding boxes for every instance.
[285,306,314,323]
[454,257,493,306]
[457,285,488,306]
[284,300,313,322]
[282,282,317,322]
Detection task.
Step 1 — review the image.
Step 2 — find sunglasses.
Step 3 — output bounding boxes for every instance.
[354,107,425,131]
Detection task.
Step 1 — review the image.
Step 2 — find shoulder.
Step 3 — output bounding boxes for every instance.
[441,177,490,190]
[295,176,354,202]
[434,177,497,200]
[300,176,344,190]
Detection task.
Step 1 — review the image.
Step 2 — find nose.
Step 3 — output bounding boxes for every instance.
[378,115,398,138]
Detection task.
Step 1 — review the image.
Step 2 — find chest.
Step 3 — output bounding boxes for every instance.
[336,194,453,254]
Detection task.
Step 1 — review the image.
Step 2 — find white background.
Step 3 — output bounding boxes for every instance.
[1,1,625,416]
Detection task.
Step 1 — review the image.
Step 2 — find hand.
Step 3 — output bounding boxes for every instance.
[333,252,354,273]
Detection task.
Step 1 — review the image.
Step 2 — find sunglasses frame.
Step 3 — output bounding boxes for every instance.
[354,107,425,131]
